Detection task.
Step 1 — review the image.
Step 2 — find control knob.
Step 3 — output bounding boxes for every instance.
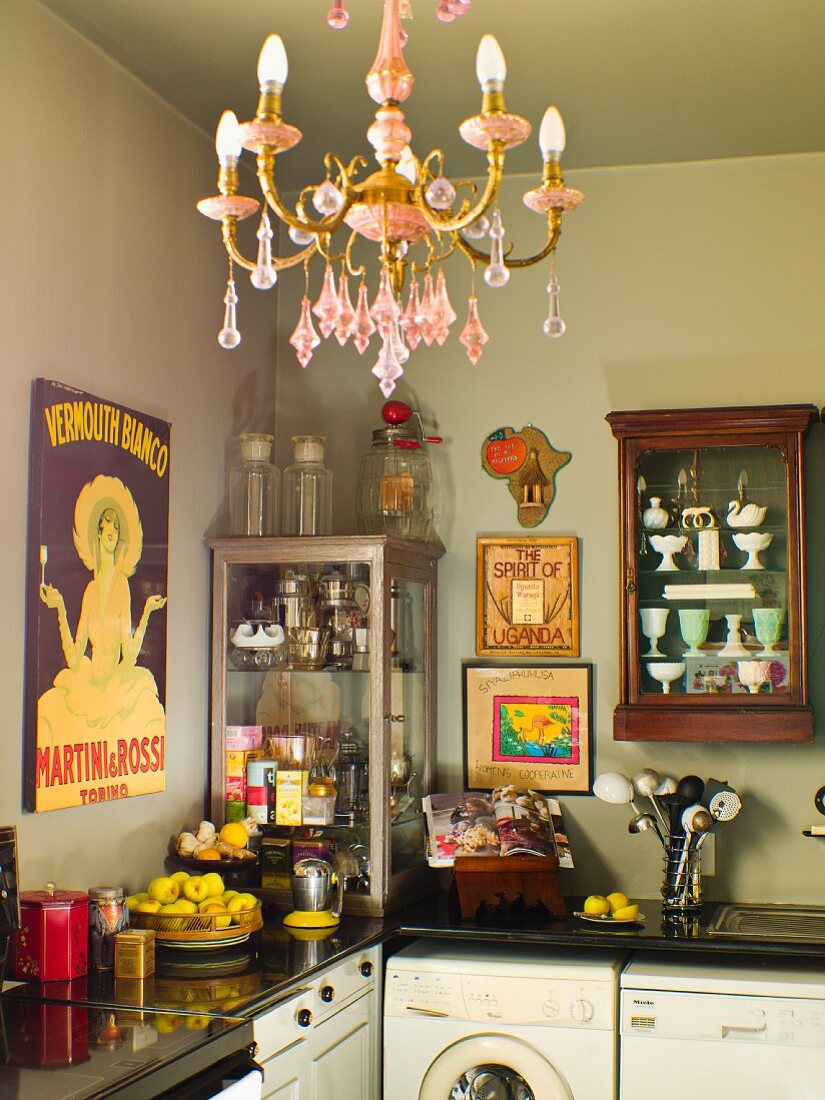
[570,999,595,1023]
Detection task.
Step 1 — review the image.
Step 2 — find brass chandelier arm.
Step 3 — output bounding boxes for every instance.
[256,148,355,236]
[419,144,505,233]
[344,231,367,279]
[221,217,255,271]
[456,211,563,269]
[221,217,317,272]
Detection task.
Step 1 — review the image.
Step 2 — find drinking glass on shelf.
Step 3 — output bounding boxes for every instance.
[640,608,670,658]
[753,607,785,653]
[678,609,710,656]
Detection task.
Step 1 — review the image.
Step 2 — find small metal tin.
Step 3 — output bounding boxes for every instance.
[114,927,155,979]
[13,883,89,982]
[247,758,278,825]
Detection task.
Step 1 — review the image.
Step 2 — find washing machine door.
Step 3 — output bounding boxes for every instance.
[420,1033,572,1100]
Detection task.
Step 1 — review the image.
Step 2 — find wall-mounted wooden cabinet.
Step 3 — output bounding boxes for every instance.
[607,405,817,743]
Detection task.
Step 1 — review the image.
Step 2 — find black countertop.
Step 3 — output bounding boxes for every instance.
[0,998,253,1099]
[6,893,825,1025]
[4,892,825,1095]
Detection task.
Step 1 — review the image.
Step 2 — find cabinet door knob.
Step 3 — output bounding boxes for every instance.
[359,961,374,977]
[625,567,636,593]
[320,985,335,1003]
[296,1009,313,1027]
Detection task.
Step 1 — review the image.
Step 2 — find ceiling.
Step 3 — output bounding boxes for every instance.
[42,0,825,188]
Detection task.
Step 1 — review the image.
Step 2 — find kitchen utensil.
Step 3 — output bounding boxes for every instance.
[633,769,670,834]
[332,731,368,824]
[708,789,741,822]
[814,786,825,817]
[676,774,705,803]
[672,804,713,900]
[628,812,664,846]
[658,792,692,834]
[283,858,344,929]
[593,772,645,817]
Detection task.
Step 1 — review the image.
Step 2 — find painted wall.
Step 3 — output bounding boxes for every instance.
[273,152,825,904]
[2,0,276,891]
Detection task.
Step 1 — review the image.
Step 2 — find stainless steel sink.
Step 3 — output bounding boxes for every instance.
[708,903,825,941]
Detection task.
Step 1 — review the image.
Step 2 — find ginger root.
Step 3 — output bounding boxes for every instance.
[212,838,257,861]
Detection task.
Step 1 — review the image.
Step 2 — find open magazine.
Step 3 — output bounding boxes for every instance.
[423,786,574,869]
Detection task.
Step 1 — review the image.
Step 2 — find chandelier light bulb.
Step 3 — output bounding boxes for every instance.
[476,34,506,87]
[215,110,242,165]
[257,35,288,88]
[539,106,566,157]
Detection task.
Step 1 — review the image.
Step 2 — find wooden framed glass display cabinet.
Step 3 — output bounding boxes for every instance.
[606,405,817,743]
[207,536,442,915]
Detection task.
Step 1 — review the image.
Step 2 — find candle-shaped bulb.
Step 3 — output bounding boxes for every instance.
[258,34,288,88]
[539,106,566,157]
[476,34,506,86]
[215,111,242,165]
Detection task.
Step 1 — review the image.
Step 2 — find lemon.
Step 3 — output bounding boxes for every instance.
[612,903,640,922]
[196,848,221,861]
[583,894,610,916]
[606,891,630,914]
[219,822,248,848]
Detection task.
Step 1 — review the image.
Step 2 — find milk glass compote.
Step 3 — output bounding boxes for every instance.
[753,607,785,653]
[640,607,670,657]
[678,609,710,657]
[737,660,771,694]
[647,661,686,694]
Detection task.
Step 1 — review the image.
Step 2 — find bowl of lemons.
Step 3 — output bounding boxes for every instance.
[574,891,644,925]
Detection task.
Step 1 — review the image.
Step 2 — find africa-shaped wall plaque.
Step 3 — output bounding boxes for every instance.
[481,425,571,527]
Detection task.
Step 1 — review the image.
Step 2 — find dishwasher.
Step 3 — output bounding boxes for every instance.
[620,953,825,1099]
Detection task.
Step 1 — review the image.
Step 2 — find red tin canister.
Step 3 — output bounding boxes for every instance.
[13,883,89,982]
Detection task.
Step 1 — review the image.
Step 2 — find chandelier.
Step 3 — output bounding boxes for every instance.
[197,0,584,396]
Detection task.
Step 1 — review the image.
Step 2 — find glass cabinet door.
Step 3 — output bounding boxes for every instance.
[608,405,816,743]
[208,536,441,915]
[634,443,790,698]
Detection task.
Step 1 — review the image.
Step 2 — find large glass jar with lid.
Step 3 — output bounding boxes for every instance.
[208,535,442,915]
[357,401,436,543]
[282,435,333,536]
[229,433,280,536]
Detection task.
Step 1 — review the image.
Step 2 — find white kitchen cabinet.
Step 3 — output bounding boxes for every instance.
[254,946,381,1100]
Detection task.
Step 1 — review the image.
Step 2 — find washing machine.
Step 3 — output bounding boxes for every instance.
[384,941,626,1100]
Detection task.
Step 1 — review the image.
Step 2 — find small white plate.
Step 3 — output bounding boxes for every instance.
[573,911,645,925]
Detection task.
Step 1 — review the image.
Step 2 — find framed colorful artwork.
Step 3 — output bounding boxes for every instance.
[23,379,170,812]
[463,662,593,794]
[476,536,579,656]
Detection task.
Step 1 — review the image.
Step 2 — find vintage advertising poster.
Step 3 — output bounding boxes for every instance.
[476,536,579,656]
[463,663,592,794]
[24,379,170,812]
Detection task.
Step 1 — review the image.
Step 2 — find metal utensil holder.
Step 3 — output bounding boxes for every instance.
[661,834,702,911]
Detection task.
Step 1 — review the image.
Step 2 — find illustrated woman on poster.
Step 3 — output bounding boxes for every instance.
[38,474,166,742]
